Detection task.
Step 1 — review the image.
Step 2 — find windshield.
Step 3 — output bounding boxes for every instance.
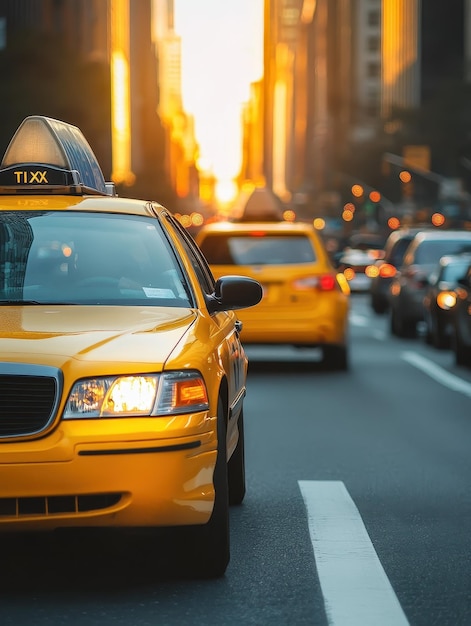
[0,211,192,306]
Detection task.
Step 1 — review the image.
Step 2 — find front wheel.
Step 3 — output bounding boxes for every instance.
[228,410,246,505]
[176,397,230,578]
[322,345,348,371]
[453,327,471,366]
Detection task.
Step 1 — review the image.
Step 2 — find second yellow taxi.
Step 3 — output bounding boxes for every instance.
[196,220,350,370]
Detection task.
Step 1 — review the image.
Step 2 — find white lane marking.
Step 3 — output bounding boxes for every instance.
[402,351,471,398]
[349,313,368,326]
[298,480,409,626]
[349,313,385,340]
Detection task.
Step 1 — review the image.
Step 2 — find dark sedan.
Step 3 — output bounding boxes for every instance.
[390,230,471,337]
[422,253,471,348]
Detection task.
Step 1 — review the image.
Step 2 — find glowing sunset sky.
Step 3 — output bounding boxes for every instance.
[174,0,264,195]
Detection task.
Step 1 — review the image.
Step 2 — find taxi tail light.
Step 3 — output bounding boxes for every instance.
[292,274,337,291]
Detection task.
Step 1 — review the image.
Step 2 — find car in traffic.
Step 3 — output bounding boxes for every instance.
[448,260,471,366]
[0,115,263,578]
[422,253,471,348]
[389,229,471,337]
[369,227,425,314]
[336,247,379,293]
[196,220,350,370]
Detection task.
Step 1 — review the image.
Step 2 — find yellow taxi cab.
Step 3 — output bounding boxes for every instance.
[0,115,262,578]
[196,220,350,370]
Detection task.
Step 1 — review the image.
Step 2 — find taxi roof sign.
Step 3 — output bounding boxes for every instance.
[0,116,112,195]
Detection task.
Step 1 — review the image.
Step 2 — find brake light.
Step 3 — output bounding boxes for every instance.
[319,274,336,290]
[292,274,337,291]
[379,263,397,278]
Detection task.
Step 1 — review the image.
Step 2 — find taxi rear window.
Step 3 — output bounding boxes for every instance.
[199,234,316,265]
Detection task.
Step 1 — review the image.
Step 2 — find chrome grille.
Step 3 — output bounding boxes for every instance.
[0,364,61,438]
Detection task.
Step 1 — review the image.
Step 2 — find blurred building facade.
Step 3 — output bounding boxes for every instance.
[0,0,200,211]
[248,0,471,226]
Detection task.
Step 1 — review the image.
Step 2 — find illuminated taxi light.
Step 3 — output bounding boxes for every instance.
[103,376,158,414]
[63,372,209,418]
[344,268,355,281]
[313,217,325,230]
[64,376,158,418]
[379,263,397,278]
[0,115,111,195]
[437,291,457,310]
[366,265,380,278]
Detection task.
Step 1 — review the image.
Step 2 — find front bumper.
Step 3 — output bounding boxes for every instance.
[0,413,217,531]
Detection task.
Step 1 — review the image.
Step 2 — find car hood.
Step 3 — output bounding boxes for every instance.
[0,305,197,370]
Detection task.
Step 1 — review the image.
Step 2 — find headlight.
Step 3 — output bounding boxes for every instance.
[437,291,457,310]
[63,371,209,419]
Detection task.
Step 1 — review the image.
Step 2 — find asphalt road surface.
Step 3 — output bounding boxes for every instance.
[1,294,470,626]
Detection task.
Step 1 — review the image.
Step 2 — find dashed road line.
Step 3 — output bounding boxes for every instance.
[298,480,409,626]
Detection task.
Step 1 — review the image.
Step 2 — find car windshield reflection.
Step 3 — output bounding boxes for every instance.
[0,211,193,306]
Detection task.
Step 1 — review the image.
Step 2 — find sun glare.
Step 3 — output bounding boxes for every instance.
[216,179,238,204]
[174,0,264,190]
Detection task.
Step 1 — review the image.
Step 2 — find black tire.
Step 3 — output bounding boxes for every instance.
[371,295,388,315]
[390,307,416,338]
[453,327,471,366]
[176,397,230,578]
[322,345,348,371]
[432,319,449,349]
[228,410,246,505]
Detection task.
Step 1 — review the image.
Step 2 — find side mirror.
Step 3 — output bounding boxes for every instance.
[207,275,263,313]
